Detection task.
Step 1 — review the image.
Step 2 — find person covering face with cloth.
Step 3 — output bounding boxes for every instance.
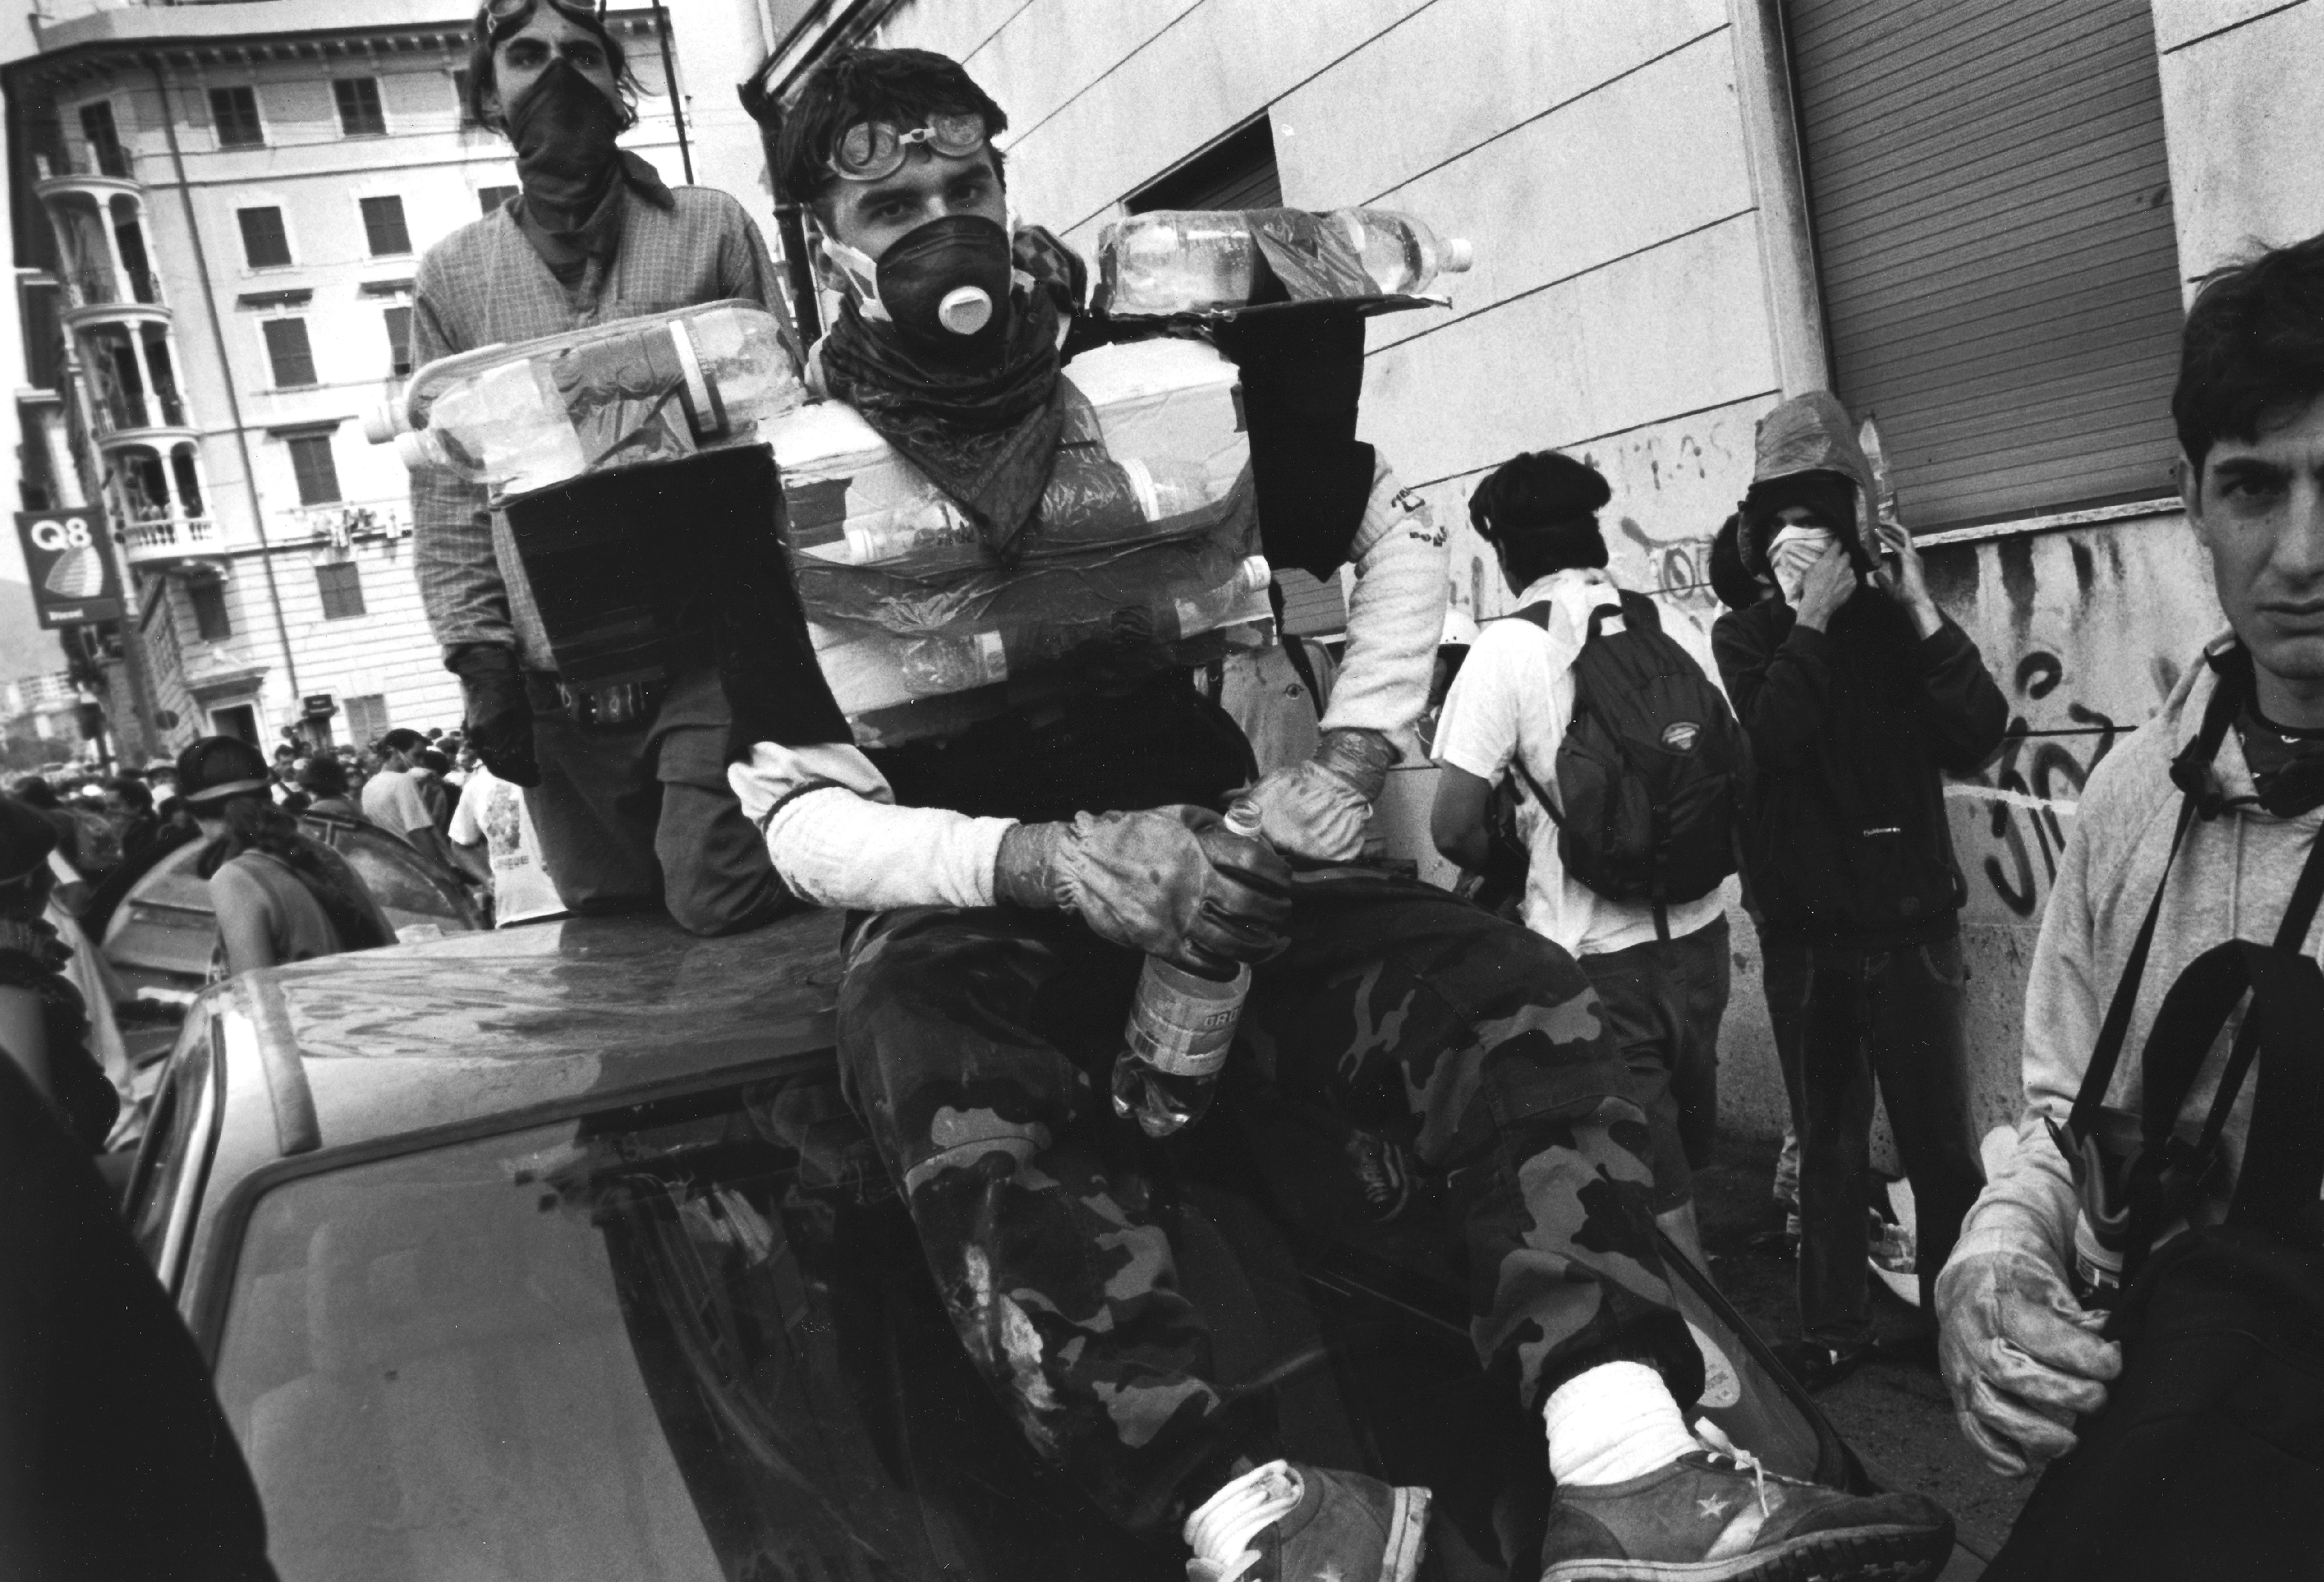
[1711,393,2007,1393]
[409,0,801,935]
[733,46,1952,1582]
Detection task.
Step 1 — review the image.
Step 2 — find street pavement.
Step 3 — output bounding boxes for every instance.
[1693,1131,2037,1560]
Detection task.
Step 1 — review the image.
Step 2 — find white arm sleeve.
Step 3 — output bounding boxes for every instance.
[728,741,1016,911]
[1317,461,1450,742]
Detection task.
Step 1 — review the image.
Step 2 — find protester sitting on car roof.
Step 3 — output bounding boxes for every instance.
[179,737,395,978]
[733,44,1956,1582]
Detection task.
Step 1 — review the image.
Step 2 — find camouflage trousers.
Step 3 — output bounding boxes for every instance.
[836,870,1697,1534]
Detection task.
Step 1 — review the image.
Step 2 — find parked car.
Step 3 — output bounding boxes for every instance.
[99,816,483,1002]
[125,912,1983,1581]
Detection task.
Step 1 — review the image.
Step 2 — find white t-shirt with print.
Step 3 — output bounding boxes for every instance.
[449,765,565,927]
[1431,568,1724,958]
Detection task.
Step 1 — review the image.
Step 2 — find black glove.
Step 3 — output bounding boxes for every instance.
[447,644,539,788]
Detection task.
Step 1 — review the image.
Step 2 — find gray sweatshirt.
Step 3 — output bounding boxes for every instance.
[1952,634,2324,1270]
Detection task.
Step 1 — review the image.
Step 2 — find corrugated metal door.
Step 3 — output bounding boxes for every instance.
[1787,0,2185,527]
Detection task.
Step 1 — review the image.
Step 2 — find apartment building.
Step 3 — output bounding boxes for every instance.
[3,0,701,754]
[740,0,2324,1129]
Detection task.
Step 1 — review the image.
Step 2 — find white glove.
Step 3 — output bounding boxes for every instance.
[1935,1246,2121,1477]
[1242,727,1395,862]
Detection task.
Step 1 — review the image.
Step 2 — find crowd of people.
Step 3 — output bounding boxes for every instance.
[1,6,2319,1580]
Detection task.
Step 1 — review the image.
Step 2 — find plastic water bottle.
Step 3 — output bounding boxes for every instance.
[1329,208,1474,295]
[368,301,803,465]
[898,629,1009,697]
[391,358,589,496]
[1104,211,1261,316]
[1103,209,1472,315]
[1111,800,1266,1138]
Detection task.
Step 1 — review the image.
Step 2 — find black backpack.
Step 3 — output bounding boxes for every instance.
[1500,591,1741,936]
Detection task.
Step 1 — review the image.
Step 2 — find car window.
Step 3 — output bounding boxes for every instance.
[207,1071,1828,1582]
[128,1016,218,1271]
[211,1074,1211,1581]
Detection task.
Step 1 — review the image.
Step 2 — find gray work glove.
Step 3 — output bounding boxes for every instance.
[1241,727,1397,863]
[1935,1245,2122,1477]
[994,805,1292,971]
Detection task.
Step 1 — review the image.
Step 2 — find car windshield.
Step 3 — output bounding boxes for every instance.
[211,1072,1831,1582]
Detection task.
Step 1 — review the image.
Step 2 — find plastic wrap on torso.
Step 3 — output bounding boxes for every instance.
[770,337,1275,749]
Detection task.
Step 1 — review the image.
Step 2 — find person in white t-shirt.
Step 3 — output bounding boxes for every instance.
[450,762,565,928]
[1429,452,1730,1270]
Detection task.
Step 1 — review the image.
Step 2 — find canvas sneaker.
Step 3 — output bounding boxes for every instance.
[1184,1460,1430,1582]
[1538,1445,1952,1581]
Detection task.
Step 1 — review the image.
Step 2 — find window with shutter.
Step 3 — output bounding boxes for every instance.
[189,581,232,641]
[316,561,366,620]
[360,195,411,257]
[263,319,317,388]
[344,694,390,744]
[1785,0,2185,527]
[383,306,415,377]
[237,206,290,269]
[211,87,263,149]
[477,185,519,217]
[334,78,386,138]
[287,433,341,505]
[78,101,127,178]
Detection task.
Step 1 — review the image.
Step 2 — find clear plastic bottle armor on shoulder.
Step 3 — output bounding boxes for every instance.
[369,302,805,497]
[1111,801,1267,1138]
[1103,207,1473,316]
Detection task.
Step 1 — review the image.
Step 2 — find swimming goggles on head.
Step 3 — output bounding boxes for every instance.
[478,0,608,40]
[827,112,988,182]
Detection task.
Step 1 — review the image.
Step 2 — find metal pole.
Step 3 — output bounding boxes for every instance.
[145,58,302,711]
[652,3,693,185]
[56,336,159,762]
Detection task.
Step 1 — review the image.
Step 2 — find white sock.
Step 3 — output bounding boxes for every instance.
[1183,1461,1303,1582]
[1543,1362,1698,1486]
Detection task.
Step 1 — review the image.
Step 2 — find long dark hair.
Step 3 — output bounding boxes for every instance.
[198,793,390,953]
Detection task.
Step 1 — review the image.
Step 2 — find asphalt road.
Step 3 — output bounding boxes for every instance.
[1692,1130,2038,1559]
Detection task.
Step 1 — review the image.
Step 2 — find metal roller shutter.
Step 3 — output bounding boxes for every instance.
[1786,0,2185,528]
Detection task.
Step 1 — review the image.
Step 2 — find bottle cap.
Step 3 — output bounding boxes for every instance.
[1442,238,1474,273]
[360,399,405,445]
[938,285,993,336]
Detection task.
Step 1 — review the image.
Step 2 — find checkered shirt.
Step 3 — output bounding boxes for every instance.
[410,187,793,670]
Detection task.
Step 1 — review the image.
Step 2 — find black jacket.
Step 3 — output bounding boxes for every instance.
[1713,593,2006,947]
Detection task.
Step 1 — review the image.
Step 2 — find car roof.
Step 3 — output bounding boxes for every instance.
[219,909,844,1157]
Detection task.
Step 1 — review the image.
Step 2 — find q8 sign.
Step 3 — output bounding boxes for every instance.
[14,508,122,627]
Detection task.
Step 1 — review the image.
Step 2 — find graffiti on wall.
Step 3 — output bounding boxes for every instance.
[1948,650,2126,921]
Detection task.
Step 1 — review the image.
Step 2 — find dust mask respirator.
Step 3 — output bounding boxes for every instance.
[820,214,1014,357]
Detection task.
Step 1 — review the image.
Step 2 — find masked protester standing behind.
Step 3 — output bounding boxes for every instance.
[178,738,395,979]
[1711,394,2006,1391]
[411,0,800,936]
[731,47,1953,1582]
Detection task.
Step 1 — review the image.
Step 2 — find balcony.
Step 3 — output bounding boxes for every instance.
[62,264,164,324]
[32,150,139,203]
[118,512,220,567]
[91,385,191,442]
[289,498,411,547]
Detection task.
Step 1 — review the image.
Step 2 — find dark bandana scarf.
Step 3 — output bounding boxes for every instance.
[816,226,1086,562]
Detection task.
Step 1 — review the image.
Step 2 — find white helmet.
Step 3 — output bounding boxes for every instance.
[1439,608,1480,649]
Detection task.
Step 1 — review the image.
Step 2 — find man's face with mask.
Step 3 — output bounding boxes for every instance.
[820,138,1007,266]
[482,5,620,127]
